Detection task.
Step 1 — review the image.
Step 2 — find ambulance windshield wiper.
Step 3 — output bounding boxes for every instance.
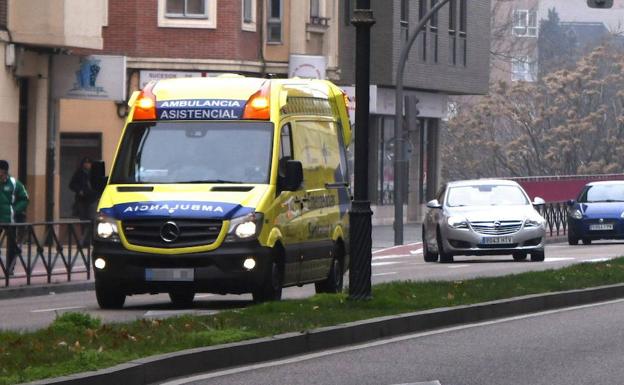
[180,179,245,184]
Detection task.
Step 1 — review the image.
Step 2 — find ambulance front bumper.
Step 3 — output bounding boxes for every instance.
[92,240,272,295]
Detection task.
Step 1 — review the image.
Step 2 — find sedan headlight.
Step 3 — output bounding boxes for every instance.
[226,212,264,242]
[447,216,469,229]
[95,213,120,242]
[570,209,583,220]
[620,211,624,219]
[524,218,546,228]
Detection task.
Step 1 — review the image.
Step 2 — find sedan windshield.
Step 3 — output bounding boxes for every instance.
[110,122,273,184]
[446,185,529,207]
[579,184,624,203]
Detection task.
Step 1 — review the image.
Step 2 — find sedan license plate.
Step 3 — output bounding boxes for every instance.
[145,268,194,282]
[589,223,614,231]
[481,236,513,245]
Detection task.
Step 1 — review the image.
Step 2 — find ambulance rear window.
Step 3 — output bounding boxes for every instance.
[110,122,273,184]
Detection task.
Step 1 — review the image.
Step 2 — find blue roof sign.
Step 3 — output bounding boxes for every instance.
[156,99,246,120]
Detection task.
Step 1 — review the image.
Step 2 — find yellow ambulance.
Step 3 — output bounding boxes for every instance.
[92,76,352,308]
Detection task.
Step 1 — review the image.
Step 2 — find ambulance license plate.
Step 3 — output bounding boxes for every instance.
[481,236,513,245]
[145,268,194,282]
[590,223,613,231]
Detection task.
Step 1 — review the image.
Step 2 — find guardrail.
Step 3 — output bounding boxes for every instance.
[537,201,568,237]
[0,221,92,287]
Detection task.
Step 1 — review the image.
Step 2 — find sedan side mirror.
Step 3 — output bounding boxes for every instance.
[532,197,546,206]
[426,199,442,209]
[566,199,576,206]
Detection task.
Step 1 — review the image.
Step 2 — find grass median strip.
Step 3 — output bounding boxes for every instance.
[2,257,624,384]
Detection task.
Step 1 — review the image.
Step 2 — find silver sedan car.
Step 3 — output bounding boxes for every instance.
[423,179,547,263]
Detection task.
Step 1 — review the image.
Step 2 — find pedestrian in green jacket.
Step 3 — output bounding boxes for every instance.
[0,160,29,275]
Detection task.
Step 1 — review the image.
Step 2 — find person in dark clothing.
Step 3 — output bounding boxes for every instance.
[0,160,29,275]
[69,157,97,246]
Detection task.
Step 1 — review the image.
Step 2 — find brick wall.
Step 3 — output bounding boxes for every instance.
[76,0,261,62]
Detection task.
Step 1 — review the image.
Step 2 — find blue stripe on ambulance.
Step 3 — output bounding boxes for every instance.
[156,99,247,121]
[100,201,254,220]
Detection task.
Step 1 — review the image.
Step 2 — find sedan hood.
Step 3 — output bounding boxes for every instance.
[580,202,624,219]
[446,205,542,222]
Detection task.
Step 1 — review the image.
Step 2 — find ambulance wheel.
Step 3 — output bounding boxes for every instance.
[253,258,283,303]
[315,245,345,294]
[168,289,195,308]
[95,280,126,309]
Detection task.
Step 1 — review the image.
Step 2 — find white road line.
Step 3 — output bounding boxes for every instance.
[392,382,442,385]
[372,254,410,261]
[372,242,423,256]
[144,310,217,317]
[31,306,85,313]
[371,261,403,267]
[587,257,613,263]
[373,272,398,277]
[544,257,576,263]
[447,264,470,269]
[194,294,215,299]
[160,298,624,385]
[409,248,423,255]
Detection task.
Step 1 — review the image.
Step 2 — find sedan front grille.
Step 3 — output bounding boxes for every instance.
[470,221,523,235]
[122,219,223,248]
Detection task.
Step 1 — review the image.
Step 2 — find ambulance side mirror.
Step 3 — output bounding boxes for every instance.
[284,160,303,191]
[91,160,108,194]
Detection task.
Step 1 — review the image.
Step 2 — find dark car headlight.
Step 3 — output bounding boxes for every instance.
[570,209,583,220]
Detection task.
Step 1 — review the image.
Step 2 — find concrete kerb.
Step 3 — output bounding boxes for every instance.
[22,282,624,385]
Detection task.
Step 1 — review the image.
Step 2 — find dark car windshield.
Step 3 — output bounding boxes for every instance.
[579,184,624,203]
[446,184,529,207]
[110,121,273,184]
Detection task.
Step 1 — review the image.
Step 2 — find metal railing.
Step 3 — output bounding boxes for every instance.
[0,221,91,287]
[536,201,568,237]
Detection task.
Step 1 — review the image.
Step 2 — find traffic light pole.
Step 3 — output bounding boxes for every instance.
[394,0,452,245]
[348,0,375,300]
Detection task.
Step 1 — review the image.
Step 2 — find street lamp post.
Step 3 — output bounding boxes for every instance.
[394,0,453,245]
[348,0,375,300]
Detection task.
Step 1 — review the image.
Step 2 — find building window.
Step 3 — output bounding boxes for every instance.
[242,0,257,31]
[158,0,216,29]
[512,57,537,82]
[267,0,282,43]
[419,0,427,61]
[448,0,457,65]
[459,0,467,66]
[165,0,207,18]
[400,0,409,26]
[430,0,439,63]
[513,9,538,37]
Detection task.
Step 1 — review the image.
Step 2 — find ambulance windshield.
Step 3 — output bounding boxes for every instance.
[110,122,273,184]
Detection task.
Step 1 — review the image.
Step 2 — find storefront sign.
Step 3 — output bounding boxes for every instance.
[139,70,204,89]
[289,54,327,79]
[52,55,127,100]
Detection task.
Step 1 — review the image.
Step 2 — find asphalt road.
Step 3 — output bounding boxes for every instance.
[163,298,624,385]
[0,239,623,331]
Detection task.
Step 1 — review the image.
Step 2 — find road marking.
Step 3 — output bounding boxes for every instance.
[587,257,613,263]
[371,261,403,267]
[372,254,410,261]
[31,306,85,313]
[373,272,398,277]
[144,310,217,317]
[410,248,423,255]
[372,242,423,256]
[194,294,215,299]
[447,264,469,269]
[392,382,442,385]
[544,257,576,263]
[160,298,624,385]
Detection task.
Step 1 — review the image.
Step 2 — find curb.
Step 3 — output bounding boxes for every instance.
[0,281,94,300]
[23,282,624,385]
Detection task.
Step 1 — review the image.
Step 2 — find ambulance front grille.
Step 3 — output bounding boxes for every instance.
[121,219,223,248]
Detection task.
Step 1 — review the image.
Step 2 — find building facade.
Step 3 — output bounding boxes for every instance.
[339,0,491,222]
[0,0,107,222]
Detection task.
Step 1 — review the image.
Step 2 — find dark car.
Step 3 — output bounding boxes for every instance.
[567,181,624,245]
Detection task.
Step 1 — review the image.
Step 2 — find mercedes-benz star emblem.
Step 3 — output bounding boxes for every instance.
[494,221,502,227]
[160,221,180,243]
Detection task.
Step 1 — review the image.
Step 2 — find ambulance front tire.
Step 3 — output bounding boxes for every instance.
[95,279,126,309]
[252,254,283,303]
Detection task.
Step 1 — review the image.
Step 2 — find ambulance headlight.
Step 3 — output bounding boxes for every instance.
[95,213,120,242]
[226,213,264,242]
